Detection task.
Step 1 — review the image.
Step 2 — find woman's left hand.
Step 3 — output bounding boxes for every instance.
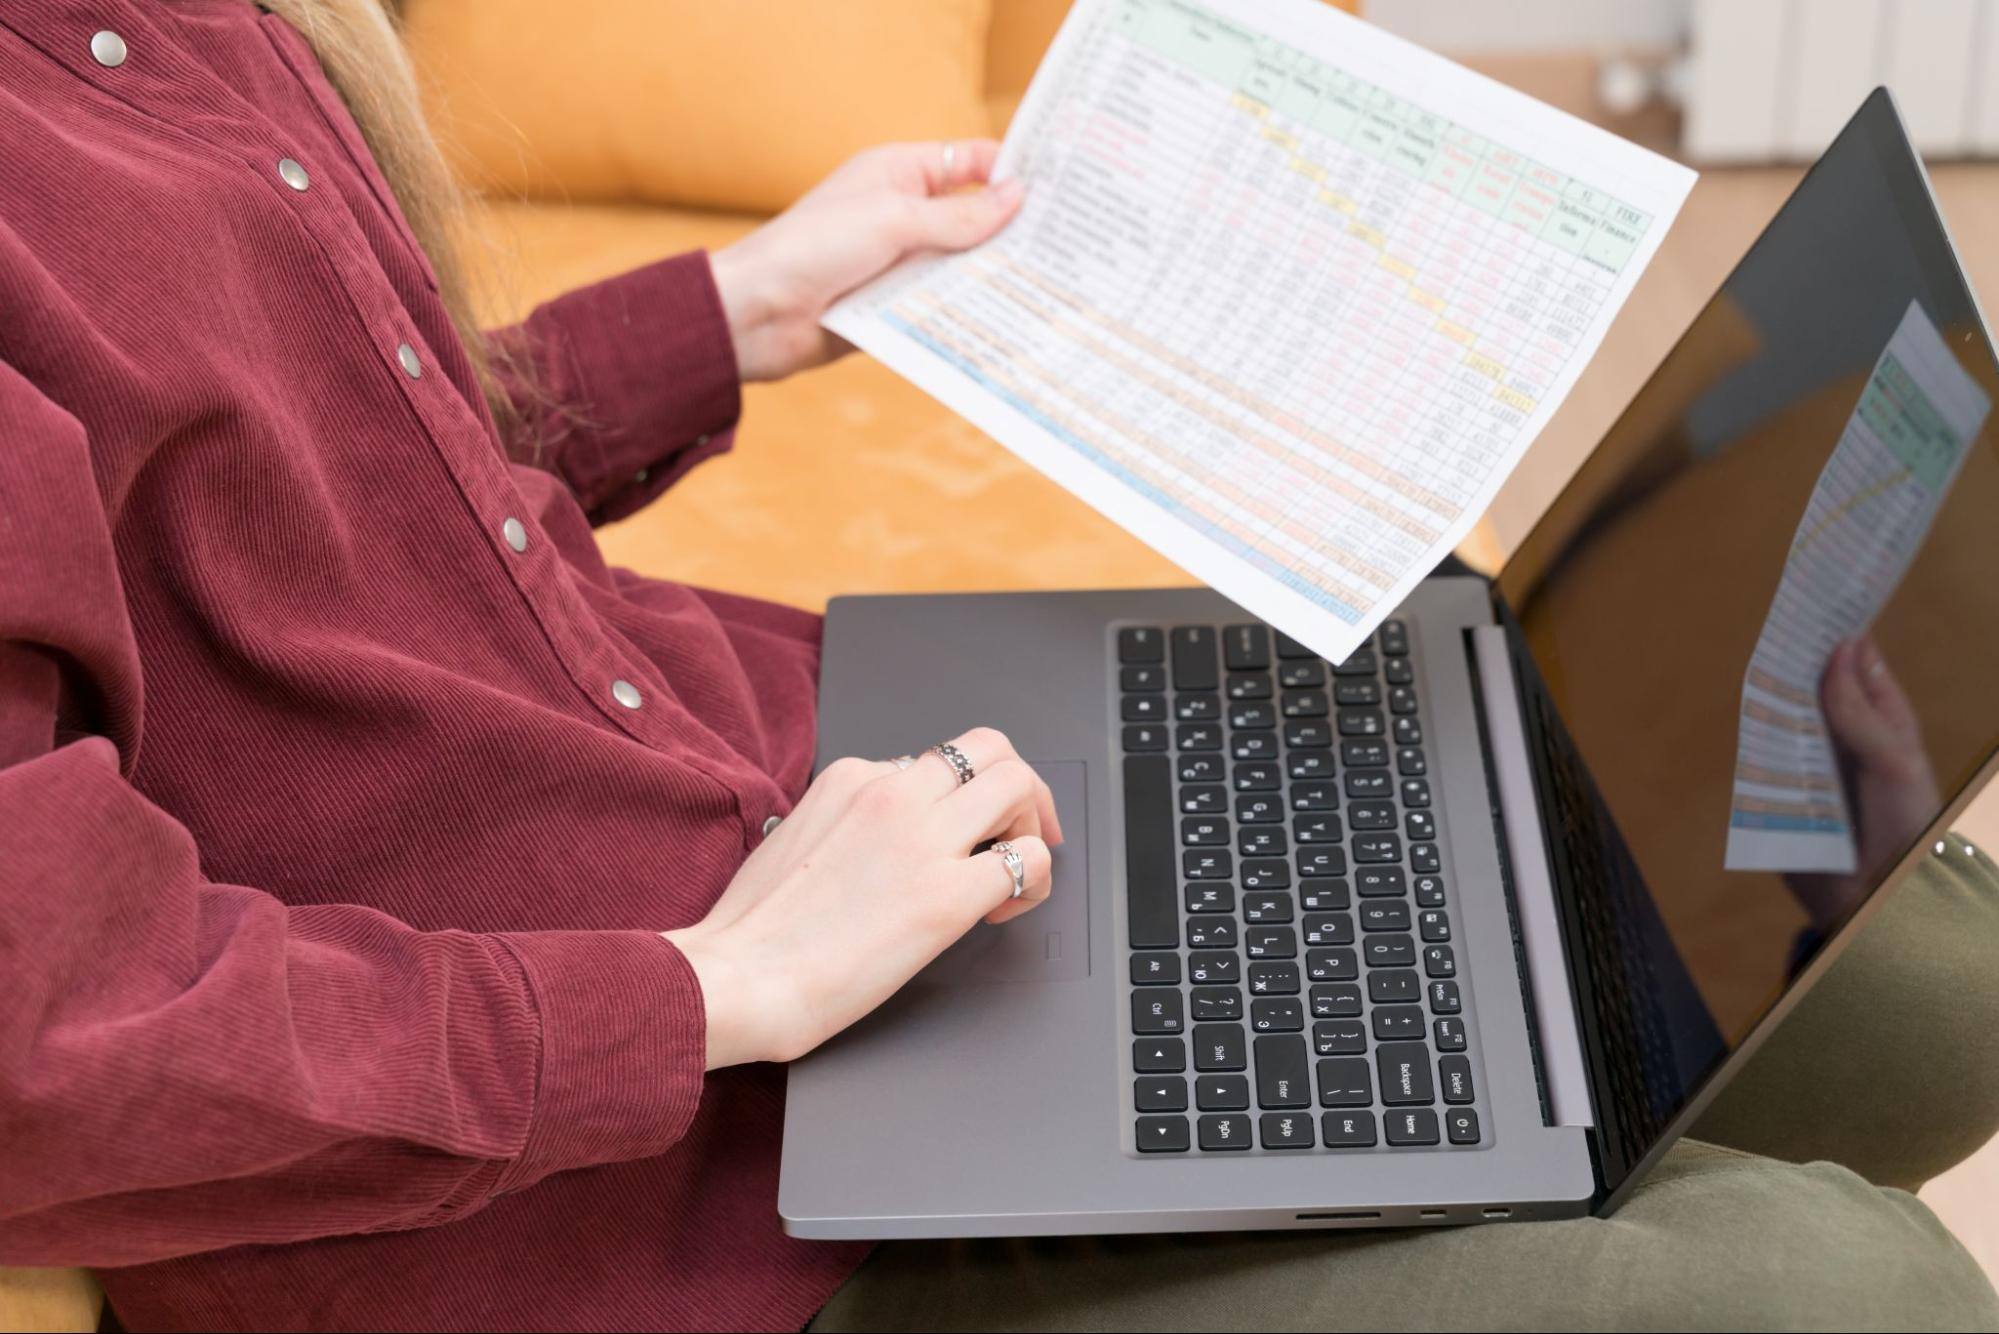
[708,139,1024,383]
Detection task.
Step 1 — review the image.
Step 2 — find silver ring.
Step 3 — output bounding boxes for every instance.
[993,839,1026,899]
[941,141,957,179]
[931,742,975,785]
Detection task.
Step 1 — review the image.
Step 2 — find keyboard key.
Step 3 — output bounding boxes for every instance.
[1233,761,1281,791]
[1242,891,1293,924]
[1446,1107,1481,1145]
[1122,755,1177,949]
[1236,793,1283,823]
[1434,1017,1468,1052]
[1361,901,1411,932]
[1400,777,1431,807]
[1418,910,1450,942]
[1198,1113,1253,1151]
[1231,732,1278,761]
[1337,708,1384,737]
[1309,982,1363,1017]
[1291,781,1338,811]
[1281,690,1329,718]
[1131,952,1181,985]
[1380,620,1410,656]
[1287,751,1334,780]
[1364,934,1417,967]
[1323,1110,1378,1148]
[1229,701,1277,729]
[1397,747,1427,776]
[1174,693,1220,722]
[1133,989,1184,1034]
[1244,926,1298,959]
[1331,648,1378,676]
[1193,1023,1248,1071]
[1385,1109,1441,1147]
[1423,945,1456,978]
[1170,626,1219,692]
[1247,961,1300,994]
[1411,844,1441,875]
[1353,834,1403,864]
[1182,816,1228,846]
[1260,1111,1316,1149]
[1312,1019,1367,1055]
[1350,801,1396,832]
[1439,1054,1475,1104]
[1428,981,1462,1015]
[1187,951,1240,985]
[1238,827,1287,858]
[1181,784,1227,815]
[1385,657,1414,685]
[1377,1042,1436,1104]
[1196,1074,1251,1110]
[1119,627,1164,663]
[1284,719,1334,749]
[1135,1076,1187,1112]
[1278,659,1325,688]
[1224,625,1271,670]
[1273,630,1316,659]
[1355,866,1406,897]
[1134,1038,1186,1072]
[1388,685,1419,715]
[1371,1006,1425,1041]
[1293,813,1341,844]
[1343,739,1390,767]
[1187,917,1238,948]
[1254,1034,1311,1108]
[1136,1115,1190,1152]
[1184,849,1232,879]
[1334,679,1383,710]
[1226,671,1272,700]
[1124,724,1167,752]
[1393,716,1423,746]
[1250,998,1304,1032]
[1185,882,1234,914]
[1191,986,1243,1021]
[1301,912,1354,947]
[1413,873,1447,907]
[1346,770,1392,799]
[1122,694,1166,722]
[1368,969,1420,1004]
[1406,811,1437,842]
[1122,664,1166,692]
[1240,859,1291,890]
[1178,723,1222,752]
[1305,947,1358,981]
[1316,1056,1372,1107]
[1179,754,1225,783]
[1299,878,1350,911]
[1297,847,1347,878]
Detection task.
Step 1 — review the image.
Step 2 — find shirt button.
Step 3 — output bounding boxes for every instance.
[696,433,711,447]
[277,157,310,191]
[634,467,649,485]
[610,679,643,710]
[396,342,422,378]
[90,30,128,67]
[501,517,528,552]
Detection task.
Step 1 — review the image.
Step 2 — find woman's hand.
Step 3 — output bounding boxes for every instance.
[1787,635,1940,928]
[708,140,1024,383]
[663,727,1063,1070]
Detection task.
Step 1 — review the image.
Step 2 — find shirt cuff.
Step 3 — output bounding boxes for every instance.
[541,251,742,521]
[489,929,706,1193]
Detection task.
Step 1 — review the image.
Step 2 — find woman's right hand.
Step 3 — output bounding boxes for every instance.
[663,728,1063,1070]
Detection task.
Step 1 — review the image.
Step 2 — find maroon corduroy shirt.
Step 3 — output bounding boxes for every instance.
[0,2,871,1328]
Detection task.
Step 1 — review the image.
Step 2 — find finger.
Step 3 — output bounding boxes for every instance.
[1855,634,1920,729]
[1820,640,1900,763]
[915,138,1003,194]
[770,754,912,845]
[937,756,1048,849]
[900,725,1025,800]
[898,177,1025,253]
[958,834,1053,924]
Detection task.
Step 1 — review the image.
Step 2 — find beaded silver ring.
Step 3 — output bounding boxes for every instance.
[930,741,975,785]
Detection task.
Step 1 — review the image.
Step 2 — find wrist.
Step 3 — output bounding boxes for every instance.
[707,243,784,383]
[660,924,765,1070]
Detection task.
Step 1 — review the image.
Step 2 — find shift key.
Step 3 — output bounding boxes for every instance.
[1254,1034,1311,1109]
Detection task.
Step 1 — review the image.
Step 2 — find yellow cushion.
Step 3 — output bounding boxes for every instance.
[405,0,995,214]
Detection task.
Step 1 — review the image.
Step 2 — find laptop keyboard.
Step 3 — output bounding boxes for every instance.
[1116,620,1483,1155]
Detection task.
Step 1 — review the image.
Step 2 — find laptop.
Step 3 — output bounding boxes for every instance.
[779,89,1999,1235]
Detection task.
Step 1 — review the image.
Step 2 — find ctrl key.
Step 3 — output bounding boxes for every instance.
[1137,1115,1191,1153]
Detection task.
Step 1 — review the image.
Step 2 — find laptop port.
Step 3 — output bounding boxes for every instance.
[1296,1211,1381,1221]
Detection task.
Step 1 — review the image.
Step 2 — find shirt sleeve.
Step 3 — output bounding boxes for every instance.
[0,360,707,1267]
[492,251,742,526]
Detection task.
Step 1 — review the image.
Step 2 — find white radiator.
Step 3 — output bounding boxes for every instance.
[1684,0,1999,161]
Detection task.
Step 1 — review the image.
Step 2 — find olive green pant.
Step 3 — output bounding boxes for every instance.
[812,837,1999,1332]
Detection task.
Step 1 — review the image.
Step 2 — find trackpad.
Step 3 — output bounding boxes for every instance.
[917,761,1090,986]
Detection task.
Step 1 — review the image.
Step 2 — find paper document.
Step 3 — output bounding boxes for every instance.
[1724,301,1989,873]
[826,0,1696,660]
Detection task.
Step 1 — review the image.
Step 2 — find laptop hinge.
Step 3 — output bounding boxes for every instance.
[1468,625,1594,1128]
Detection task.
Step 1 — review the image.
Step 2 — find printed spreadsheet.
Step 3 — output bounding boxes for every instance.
[827,0,1696,661]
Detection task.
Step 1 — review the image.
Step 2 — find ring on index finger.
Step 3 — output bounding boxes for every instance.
[993,839,1027,899]
[930,741,975,785]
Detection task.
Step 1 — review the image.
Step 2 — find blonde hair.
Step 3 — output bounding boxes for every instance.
[257,0,522,438]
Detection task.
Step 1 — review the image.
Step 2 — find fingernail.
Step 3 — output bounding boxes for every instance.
[992,177,1025,206]
[1861,637,1887,679]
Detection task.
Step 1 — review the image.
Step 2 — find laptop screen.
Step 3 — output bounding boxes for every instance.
[1494,90,1999,1195]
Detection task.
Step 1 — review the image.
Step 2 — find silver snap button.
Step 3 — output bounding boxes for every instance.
[695,433,711,447]
[762,815,783,837]
[501,517,527,552]
[610,679,643,710]
[634,467,650,484]
[396,342,422,378]
[277,157,310,191]
[90,30,127,67]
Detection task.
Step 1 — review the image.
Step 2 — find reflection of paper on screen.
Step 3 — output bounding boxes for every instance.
[825,0,1695,662]
[1725,301,1990,873]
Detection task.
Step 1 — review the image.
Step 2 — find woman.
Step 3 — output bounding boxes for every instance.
[0,4,1993,1331]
